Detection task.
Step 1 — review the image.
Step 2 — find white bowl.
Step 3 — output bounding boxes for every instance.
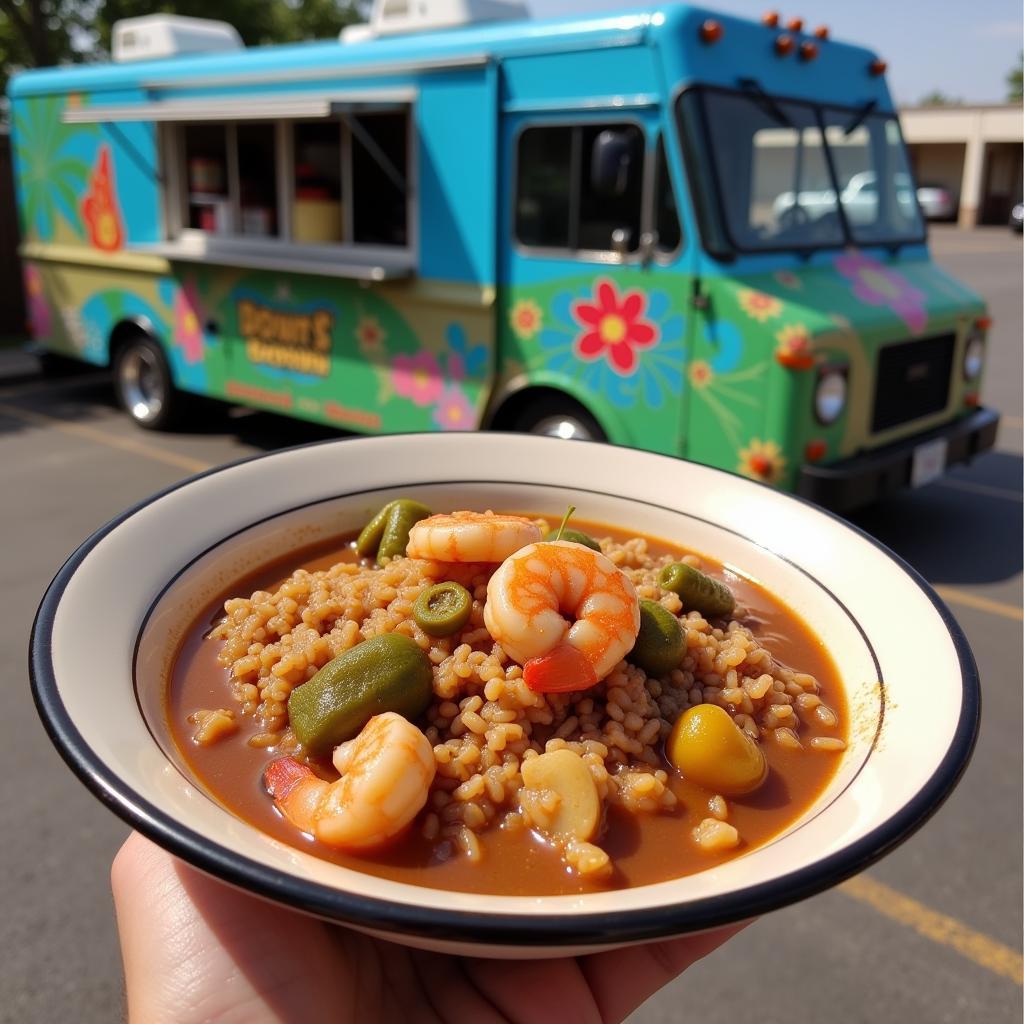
[30,434,978,957]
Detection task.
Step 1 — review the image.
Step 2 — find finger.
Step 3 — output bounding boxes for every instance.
[111,832,353,1023]
[578,921,750,1023]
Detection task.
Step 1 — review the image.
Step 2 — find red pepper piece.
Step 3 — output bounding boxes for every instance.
[523,643,598,693]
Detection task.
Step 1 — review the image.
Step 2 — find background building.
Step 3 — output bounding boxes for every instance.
[902,105,1023,226]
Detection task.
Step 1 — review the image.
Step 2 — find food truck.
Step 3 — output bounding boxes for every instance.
[9,2,999,509]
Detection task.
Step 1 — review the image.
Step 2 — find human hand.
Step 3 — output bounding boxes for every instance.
[112,831,744,1023]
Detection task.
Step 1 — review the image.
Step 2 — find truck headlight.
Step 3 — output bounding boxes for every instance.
[814,366,848,425]
[963,332,984,380]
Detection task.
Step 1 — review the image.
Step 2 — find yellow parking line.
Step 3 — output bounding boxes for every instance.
[0,401,214,475]
[840,876,1023,985]
[933,585,1023,622]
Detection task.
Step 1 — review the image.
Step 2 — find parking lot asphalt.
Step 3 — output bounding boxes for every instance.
[1,226,1020,1023]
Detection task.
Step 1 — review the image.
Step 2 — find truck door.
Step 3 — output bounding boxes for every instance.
[497,109,693,457]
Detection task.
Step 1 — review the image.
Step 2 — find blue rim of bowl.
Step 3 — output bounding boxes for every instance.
[29,434,980,947]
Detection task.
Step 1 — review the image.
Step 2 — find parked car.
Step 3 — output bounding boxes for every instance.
[1011,200,1023,233]
[773,171,918,228]
[916,185,957,221]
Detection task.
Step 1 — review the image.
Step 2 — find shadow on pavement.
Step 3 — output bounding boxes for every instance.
[848,450,1023,586]
[6,350,1021,592]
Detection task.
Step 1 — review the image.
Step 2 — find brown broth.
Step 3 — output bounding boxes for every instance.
[166,521,847,896]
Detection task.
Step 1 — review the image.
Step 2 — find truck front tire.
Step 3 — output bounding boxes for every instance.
[510,395,606,443]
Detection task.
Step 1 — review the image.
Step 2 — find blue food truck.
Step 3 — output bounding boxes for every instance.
[9,2,998,508]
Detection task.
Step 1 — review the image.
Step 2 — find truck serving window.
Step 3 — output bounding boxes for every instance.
[678,87,926,255]
[168,110,409,251]
[515,123,645,258]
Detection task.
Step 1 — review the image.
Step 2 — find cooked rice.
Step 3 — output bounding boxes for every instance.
[207,531,837,873]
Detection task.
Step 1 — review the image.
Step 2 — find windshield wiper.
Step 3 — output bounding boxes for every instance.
[737,77,792,128]
[844,99,878,136]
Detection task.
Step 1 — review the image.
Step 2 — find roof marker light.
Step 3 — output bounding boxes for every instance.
[869,58,887,76]
[787,16,803,31]
[762,11,780,27]
[775,33,794,56]
[814,25,829,39]
[700,18,724,43]
[799,40,818,61]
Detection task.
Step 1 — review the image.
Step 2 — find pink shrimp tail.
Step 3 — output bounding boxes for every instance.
[524,642,599,693]
[264,757,314,802]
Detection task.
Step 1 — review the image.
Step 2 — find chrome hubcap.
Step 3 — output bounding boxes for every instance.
[530,415,595,441]
[120,346,164,423]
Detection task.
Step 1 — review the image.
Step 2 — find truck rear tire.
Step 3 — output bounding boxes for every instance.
[113,333,180,430]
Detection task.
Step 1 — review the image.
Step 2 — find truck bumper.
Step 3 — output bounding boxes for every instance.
[796,408,1000,512]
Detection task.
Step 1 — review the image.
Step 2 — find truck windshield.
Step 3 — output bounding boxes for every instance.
[679,86,925,255]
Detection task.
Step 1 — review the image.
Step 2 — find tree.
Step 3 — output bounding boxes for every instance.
[1,0,366,98]
[0,1,89,95]
[917,90,962,107]
[1009,51,1023,103]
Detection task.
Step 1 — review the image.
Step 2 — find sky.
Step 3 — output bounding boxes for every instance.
[531,0,1023,105]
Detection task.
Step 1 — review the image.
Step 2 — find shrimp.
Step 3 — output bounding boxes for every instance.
[263,712,435,851]
[406,510,542,562]
[484,540,641,693]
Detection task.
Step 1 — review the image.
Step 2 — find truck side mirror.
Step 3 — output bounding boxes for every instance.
[591,129,636,198]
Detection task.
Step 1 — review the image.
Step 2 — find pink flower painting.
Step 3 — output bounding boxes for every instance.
[835,250,927,335]
[174,281,205,364]
[432,385,475,431]
[391,351,444,407]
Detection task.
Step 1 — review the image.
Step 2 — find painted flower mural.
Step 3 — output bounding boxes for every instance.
[835,249,927,334]
[774,270,803,291]
[571,279,657,374]
[535,279,685,410]
[432,385,475,431]
[689,359,713,389]
[738,289,783,323]
[738,438,787,484]
[391,350,444,407]
[355,315,387,358]
[774,323,815,369]
[174,280,205,365]
[510,298,543,341]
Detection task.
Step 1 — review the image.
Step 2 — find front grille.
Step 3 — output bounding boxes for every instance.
[871,333,955,433]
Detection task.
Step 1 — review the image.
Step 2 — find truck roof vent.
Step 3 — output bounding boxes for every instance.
[112,15,243,63]
[341,0,528,43]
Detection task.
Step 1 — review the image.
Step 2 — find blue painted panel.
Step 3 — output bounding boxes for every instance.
[417,66,495,284]
[96,90,162,244]
[500,44,657,109]
[7,12,652,99]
